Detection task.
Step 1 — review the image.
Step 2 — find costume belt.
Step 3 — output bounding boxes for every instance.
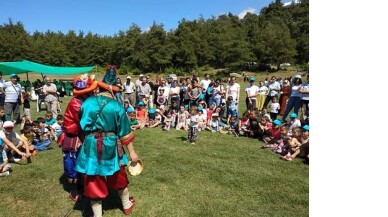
[88,131,115,163]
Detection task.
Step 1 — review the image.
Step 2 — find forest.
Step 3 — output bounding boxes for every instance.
[0,0,308,74]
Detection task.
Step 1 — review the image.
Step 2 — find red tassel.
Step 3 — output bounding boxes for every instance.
[95,131,103,164]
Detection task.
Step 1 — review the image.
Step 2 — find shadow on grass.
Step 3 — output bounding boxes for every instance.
[177,136,187,141]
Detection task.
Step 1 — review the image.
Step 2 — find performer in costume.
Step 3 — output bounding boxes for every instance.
[75,65,139,217]
[58,74,97,202]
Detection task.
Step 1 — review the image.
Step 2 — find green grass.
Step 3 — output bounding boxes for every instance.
[0,78,308,217]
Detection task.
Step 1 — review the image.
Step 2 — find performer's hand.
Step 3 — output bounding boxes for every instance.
[130,151,139,163]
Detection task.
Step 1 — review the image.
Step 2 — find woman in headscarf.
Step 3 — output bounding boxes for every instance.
[279,79,291,116]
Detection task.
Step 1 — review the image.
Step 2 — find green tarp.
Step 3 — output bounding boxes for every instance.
[0,60,95,75]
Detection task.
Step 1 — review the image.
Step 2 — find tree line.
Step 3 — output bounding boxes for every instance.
[0,0,308,74]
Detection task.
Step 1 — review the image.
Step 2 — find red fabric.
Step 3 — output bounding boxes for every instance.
[84,166,129,199]
[64,97,83,136]
[57,133,65,147]
[121,133,135,146]
[268,128,281,140]
[94,131,103,164]
[107,166,129,189]
[84,175,108,199]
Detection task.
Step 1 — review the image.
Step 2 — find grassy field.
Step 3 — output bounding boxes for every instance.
[0,72,308,217]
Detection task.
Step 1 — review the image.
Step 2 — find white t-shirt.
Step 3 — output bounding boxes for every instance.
[52,122,63,136]
[227,83,240,101]
[157,86,170,98]
[200,79,212,92]
[268,81,281,97]
[288,119,301,136]
[270,102,280,113]
[124,82,136,94]
[258,86,269,95]
[189,114,200,127]
[301,82,309,100]
[245,85,260,98]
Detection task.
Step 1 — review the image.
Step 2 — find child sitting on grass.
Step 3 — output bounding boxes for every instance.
[136,101,148,129]
[227,115,240,137]
[0,126,29,170]
[45,111,56,127]
[0,149,12,177]
[263,119,282,145]
[128,112,141,131]
[146,109,162,128]
[51,114,64,140]
[207,114,219,133]
[162,110,174,131]
[176,105,189,131]
[282,127,303,161]
[1,121,32,163]
[20,124,38,157]
[33,118,53,151]
[239,111,251,137]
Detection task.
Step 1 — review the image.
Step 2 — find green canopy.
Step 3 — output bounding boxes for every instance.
[0,60,95,75]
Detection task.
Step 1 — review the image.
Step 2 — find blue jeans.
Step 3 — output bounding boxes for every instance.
[282,96,302,121]
[208,96,221,108]
[115,92,124,105]
[34,139,51,151]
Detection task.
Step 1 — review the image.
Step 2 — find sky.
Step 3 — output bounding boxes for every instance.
[0,0,294,36]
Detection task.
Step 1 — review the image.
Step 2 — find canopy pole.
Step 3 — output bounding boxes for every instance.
[26,72,29,81]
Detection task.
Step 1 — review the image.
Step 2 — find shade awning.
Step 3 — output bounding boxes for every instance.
[0,60,95,75]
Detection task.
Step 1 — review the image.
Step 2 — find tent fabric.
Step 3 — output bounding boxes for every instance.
[0,60,95,75]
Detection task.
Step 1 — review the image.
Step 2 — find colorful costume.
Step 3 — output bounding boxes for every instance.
[75,65,137,217]
[59,74,97,202]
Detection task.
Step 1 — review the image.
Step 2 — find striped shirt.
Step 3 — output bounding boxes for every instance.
[4,81,22,103]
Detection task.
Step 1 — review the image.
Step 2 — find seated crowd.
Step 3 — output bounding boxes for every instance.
[0,72,309,178]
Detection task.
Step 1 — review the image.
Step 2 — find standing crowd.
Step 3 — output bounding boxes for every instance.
[0,68,309,216]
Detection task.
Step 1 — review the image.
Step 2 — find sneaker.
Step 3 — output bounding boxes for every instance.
[9,157,21,163]
[191,142,196,145]
[0,171,10,177]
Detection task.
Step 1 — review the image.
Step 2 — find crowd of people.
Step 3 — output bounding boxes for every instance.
[0,67,309,216]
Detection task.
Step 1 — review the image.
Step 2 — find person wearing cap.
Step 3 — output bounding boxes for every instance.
[3,73,23,124]
[1,120,31,162]
[123,76,136,106]
[245,77,259,111]
[281,75,303,123]
[286,113,301,136]
[60,73,97,202]
[75,65,139,216]
[42,76,59,119]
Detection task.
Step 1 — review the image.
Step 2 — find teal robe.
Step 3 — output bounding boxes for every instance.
[75,95,132,176]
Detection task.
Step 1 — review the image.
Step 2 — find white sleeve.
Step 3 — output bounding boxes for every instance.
[0,131,5,139]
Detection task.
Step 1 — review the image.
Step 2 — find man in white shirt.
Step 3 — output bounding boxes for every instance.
[42,77,59,118]
[124,76,136,106]
[225,76,240,118]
